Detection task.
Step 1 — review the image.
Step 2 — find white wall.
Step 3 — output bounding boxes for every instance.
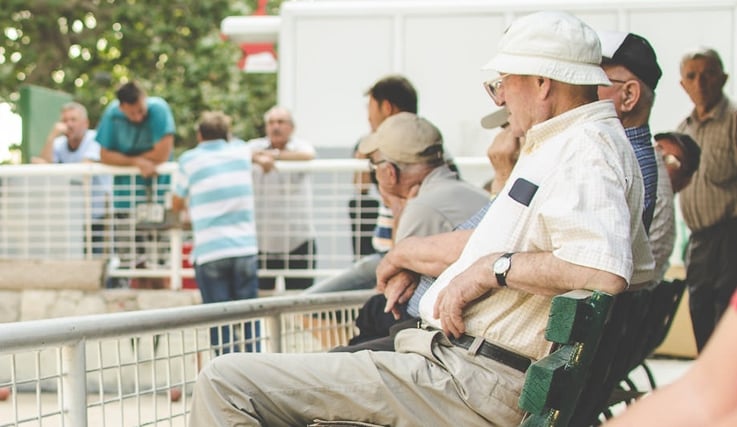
[276,0,737,159]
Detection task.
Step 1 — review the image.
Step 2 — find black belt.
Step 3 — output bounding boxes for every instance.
[449,334,531,373]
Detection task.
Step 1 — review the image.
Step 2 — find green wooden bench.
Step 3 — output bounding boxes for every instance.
[518,289,615,427]
[520,280,686,426]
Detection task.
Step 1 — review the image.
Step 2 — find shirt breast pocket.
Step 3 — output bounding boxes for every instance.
[703,141,737,185]
[508,178,539,207]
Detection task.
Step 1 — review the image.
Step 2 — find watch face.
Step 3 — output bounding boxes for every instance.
[494,256,511,274]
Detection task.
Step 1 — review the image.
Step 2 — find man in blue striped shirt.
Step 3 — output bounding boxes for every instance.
[172,111,261,353]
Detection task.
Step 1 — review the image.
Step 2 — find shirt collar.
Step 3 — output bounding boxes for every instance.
[523,100,619,154]
[687,95,729,125]
[624,125,652,148]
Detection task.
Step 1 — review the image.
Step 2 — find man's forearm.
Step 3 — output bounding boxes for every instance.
[100,148,139,166]
[393,230,472,277]
[37,140,55,163]
[494,251,627,295]
[275,149,314,161]
[140,135,174,164]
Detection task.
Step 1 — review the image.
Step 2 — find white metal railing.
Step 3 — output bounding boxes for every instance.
[0,290,375,427]
[0,158,492,290]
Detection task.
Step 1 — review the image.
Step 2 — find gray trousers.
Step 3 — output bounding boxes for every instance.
[187,328,525,427]
[686,217,737,352]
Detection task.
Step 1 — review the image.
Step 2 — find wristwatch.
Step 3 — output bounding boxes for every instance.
[492,252,514,287]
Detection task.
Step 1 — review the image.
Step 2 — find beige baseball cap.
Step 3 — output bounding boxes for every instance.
[358,112,444,163]
[480,108,509,129]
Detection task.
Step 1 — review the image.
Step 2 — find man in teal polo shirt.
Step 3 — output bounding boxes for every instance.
[97,80,175,208]
[97,81,175,279]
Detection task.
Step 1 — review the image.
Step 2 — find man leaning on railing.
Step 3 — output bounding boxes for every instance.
[96,81,174,283]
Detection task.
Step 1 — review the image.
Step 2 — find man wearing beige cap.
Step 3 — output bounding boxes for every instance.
[303,113,488,310]
[355,112,487,245]
[188,11,653,426]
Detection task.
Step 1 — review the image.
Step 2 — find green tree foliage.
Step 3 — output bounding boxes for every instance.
[0,0,279,150]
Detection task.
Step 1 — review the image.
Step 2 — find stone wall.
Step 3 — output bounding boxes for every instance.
[0,288,201,324]
[0,259,202,323]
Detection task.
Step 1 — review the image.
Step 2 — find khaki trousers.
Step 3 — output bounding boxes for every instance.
[188,328,525,427]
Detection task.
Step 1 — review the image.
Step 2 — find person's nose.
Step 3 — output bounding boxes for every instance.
[494,93,506,107]
[697,74,709,89]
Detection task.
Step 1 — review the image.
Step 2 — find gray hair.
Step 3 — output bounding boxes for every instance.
[61,101,88,119]
[263,105,294,126]
[680,47,725,73]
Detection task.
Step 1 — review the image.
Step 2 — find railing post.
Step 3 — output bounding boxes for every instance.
[83,174,93,260]
[170,227,183,290]
[62,340,88,426]
[275,275,286,294]
[266,313,282,353]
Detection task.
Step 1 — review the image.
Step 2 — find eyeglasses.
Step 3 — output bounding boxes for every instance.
[368,159,388,172]
[663,153,683,170]
[368,158,400,182]
[483,74,509,104]
[608,78,630,85]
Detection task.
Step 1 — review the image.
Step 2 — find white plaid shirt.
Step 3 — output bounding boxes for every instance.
[419,100,654,360]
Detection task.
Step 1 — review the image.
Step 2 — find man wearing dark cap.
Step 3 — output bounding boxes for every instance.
[598,31,661,230]
[676,47,737,353]
[598,30,675,282]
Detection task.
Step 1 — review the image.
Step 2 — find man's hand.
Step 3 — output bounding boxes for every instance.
[134,156,158,178]
[375,249,406,293]
[380,183,420,219]
[487,128,520,195]
[252,151,276,173]
[49,121,69,138]
[434,255,498,337]
[383,270,419,319]
[375,247,419,319]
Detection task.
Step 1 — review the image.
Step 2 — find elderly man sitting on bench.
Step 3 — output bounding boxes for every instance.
[187,11,654,427]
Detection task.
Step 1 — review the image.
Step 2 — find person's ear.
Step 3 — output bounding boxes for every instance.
[537,77,552,99]
[619,80,641,113]
[719,72,729,89]
[380,100,396,117]
[386,162,400,185]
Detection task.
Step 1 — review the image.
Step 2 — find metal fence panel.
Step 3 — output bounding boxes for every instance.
[0,291,374,427]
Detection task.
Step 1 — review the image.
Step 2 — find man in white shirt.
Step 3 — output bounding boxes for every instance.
[247,105,317,290]
[33,102,112,254]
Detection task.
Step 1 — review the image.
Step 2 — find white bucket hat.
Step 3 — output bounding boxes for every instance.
[483,11,611,86]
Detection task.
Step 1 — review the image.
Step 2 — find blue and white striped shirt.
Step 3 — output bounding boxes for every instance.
[174,139,258,265]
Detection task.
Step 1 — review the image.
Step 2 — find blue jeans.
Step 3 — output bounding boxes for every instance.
[195,255,260,353]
